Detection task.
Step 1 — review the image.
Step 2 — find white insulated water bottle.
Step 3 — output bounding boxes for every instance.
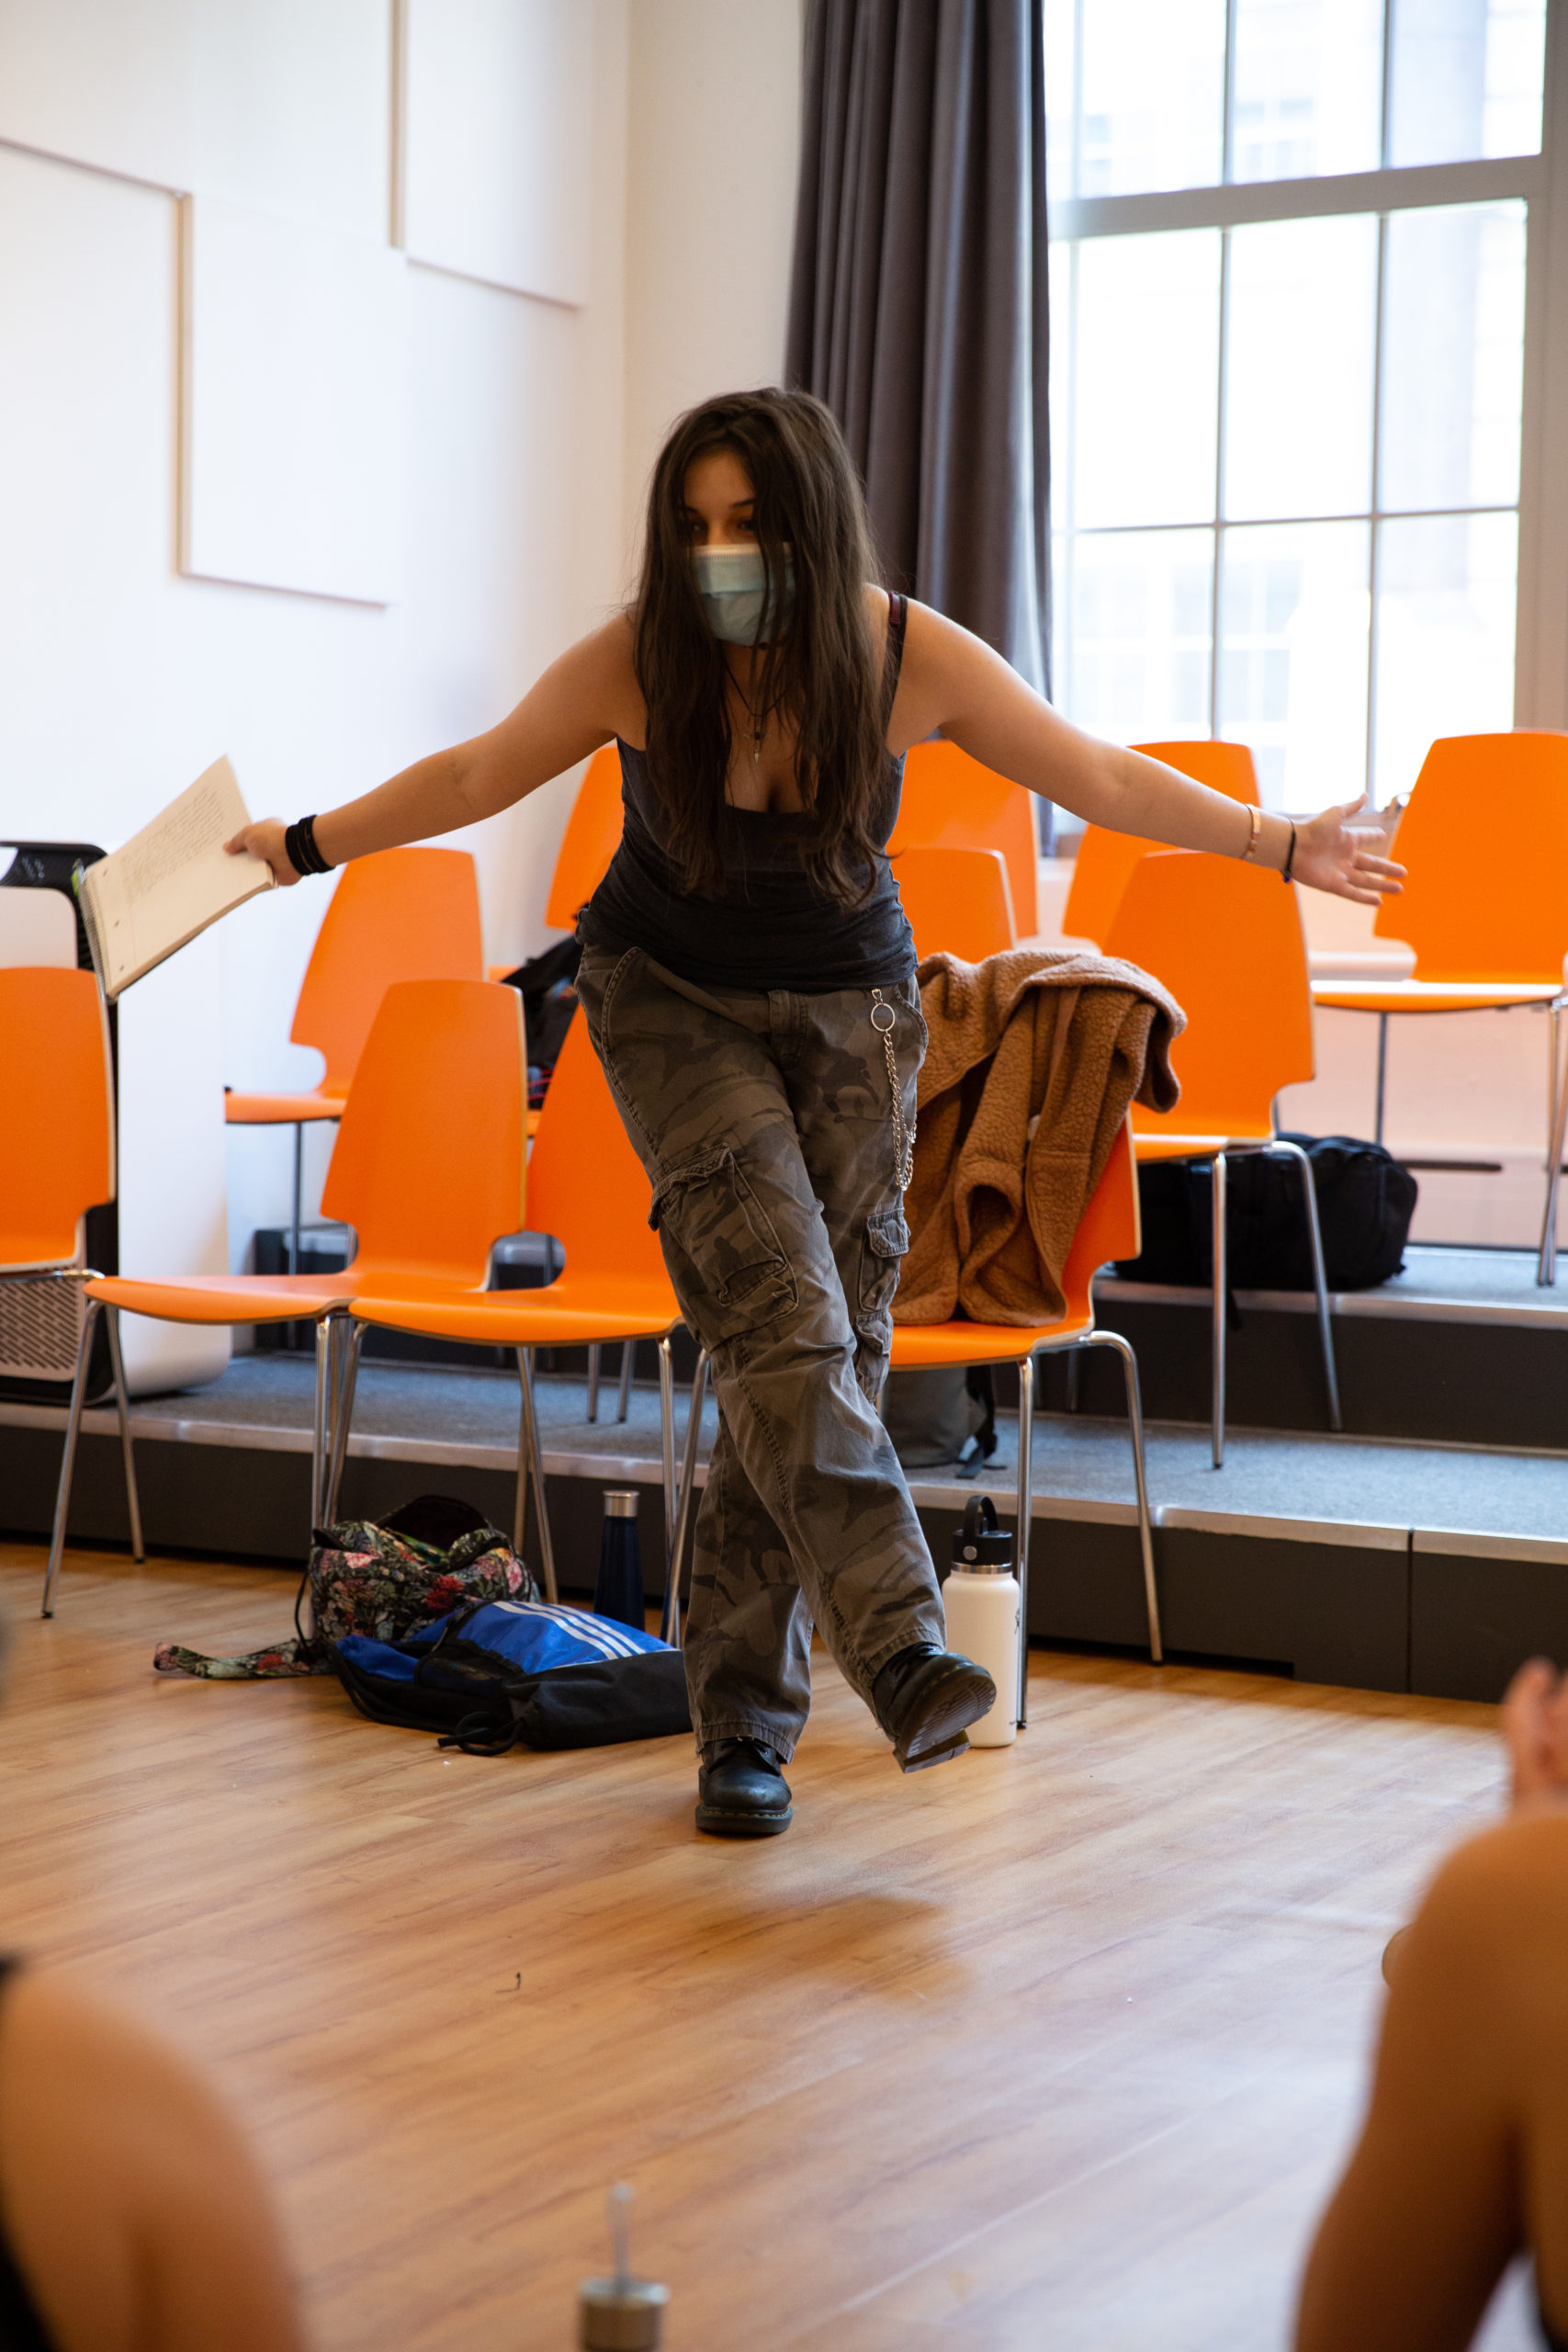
[941,1495,1020,1747]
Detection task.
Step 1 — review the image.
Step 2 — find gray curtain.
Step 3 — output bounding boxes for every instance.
[786,0,1051,706]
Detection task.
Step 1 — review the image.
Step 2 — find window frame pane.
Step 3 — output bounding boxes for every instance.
[1043,0,1555,811]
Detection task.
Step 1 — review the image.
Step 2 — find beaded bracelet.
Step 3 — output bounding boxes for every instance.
[283,815,333,877]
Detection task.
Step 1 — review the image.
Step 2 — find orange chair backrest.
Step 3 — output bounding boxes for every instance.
[1374,732,1568,980]
[546,744,625,931]
[1060,1116,1140,1323]
[321,980,525,1286]
[1104,850,1313,1140]
[897,845,1017,964]
[291,847,484,1099]
[1063,741,1258,946]
[888,741,1040,935]
[1134,741,1260,801]
[525,1010,669,1288]
[0,967,114,1268]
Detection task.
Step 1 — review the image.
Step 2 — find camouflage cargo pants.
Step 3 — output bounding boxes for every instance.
[576,944,945,1759]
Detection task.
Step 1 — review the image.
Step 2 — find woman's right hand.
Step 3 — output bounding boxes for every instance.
[224,820,299,887]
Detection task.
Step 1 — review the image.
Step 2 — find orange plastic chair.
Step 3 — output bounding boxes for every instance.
[888,741,1040,937]
[1062,741,1259,947]
[335,1007,694,1629]
[47,979,526,1615]
[1,968,144,1578]
[546,742,625,932]
[897,845,1017,964]
[888,1116,1160,1706]
[1104,851,1341,1467]
[226,846,484,1271]
[1304,735,1568,1279]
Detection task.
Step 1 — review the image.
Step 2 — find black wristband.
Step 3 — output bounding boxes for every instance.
[1281,820,1298,883]
[284,815,333,876]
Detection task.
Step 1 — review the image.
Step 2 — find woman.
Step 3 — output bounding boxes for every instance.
[230,387,1401,1839]
[1295,1659,1568,2351]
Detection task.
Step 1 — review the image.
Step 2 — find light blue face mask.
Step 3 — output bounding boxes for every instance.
[692,545,795,644]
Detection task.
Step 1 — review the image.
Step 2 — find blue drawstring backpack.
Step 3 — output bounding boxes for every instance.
[331,1595,691,1754]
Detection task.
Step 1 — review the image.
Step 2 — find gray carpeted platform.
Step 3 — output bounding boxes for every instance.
[1104,1241,1568,1327]
[12,1351,1565,1555]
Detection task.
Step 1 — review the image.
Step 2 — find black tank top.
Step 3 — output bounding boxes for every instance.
[578,594,917,992]
[0,1963,59,2352]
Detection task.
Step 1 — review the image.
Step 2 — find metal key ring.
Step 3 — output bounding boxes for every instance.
[870,1001,896,1032]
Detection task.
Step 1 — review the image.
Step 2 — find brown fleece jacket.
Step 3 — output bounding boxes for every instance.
[896,948,1185,1328]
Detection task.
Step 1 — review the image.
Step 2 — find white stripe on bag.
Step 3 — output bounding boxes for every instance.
[483,1600,651,1661]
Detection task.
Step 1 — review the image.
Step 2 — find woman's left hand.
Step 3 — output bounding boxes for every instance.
[1290,795,1406,905]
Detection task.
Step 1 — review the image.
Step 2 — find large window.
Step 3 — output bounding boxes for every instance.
[1046,0,1552,810]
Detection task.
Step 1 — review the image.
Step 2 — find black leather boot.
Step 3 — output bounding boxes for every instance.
[694,1737,793,1837]
[872,1644,998,1773]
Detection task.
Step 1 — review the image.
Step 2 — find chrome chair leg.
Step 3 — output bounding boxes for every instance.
[290,1120,304,1274]
[324,1319,367,1527]
[313,1315,352,1531]
[661,1349,710,1649]
[657,1337,677,1563]
[1014,1352,1033,1729]
[1269,1138,1342,1430]
[103,1304,144,1562]
[1086,1329,1162,1664]
[41,1296,101,1618]
[1211,1151,1227,1469]
[1064,1349,1082,1413]
[586,1342,600,1422]
[515,1347,558,1600]
[1373,1012,1389,1147]
[1540,997,1568,1285]
[512,1348,529,1561]
[616,1340,634,1422]
[311,1317,333,1530]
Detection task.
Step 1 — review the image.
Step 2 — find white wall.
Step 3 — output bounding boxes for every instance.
[621,0,804,565]
[0,0,807,1292]
[0,2,632,1282]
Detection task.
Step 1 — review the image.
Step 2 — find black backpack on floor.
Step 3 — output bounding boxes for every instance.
[1115,1134,1417,1292]
[330,1593,692,1755]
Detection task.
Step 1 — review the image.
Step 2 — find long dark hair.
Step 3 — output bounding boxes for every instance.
[633,388,888,903]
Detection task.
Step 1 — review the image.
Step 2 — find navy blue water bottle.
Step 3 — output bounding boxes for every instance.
[593,1489,645,1629]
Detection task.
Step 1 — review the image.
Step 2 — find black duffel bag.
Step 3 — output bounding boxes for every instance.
[1115,1133,1417,1293]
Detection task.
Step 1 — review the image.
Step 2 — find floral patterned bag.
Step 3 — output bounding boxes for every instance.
[153,1495,539,1680]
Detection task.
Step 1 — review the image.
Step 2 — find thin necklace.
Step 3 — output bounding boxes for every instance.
[728,662,768,763]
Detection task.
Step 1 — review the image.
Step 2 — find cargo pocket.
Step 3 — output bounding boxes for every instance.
[650,1146,797,1346]
[857,1204,909,1342]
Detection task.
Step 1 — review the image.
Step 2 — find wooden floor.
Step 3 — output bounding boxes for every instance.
[0,1539,1534,2350]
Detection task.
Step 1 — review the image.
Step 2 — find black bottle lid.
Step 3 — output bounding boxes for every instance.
[952,1494,1013,1573]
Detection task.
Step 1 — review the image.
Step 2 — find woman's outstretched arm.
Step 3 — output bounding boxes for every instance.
[893,599,1404,908]
[227,616,639,886]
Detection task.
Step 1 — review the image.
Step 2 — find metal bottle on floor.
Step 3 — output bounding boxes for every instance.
[579,2184,669,2350]
[941,1494,1020,1747]
[592,1490,645,1629]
